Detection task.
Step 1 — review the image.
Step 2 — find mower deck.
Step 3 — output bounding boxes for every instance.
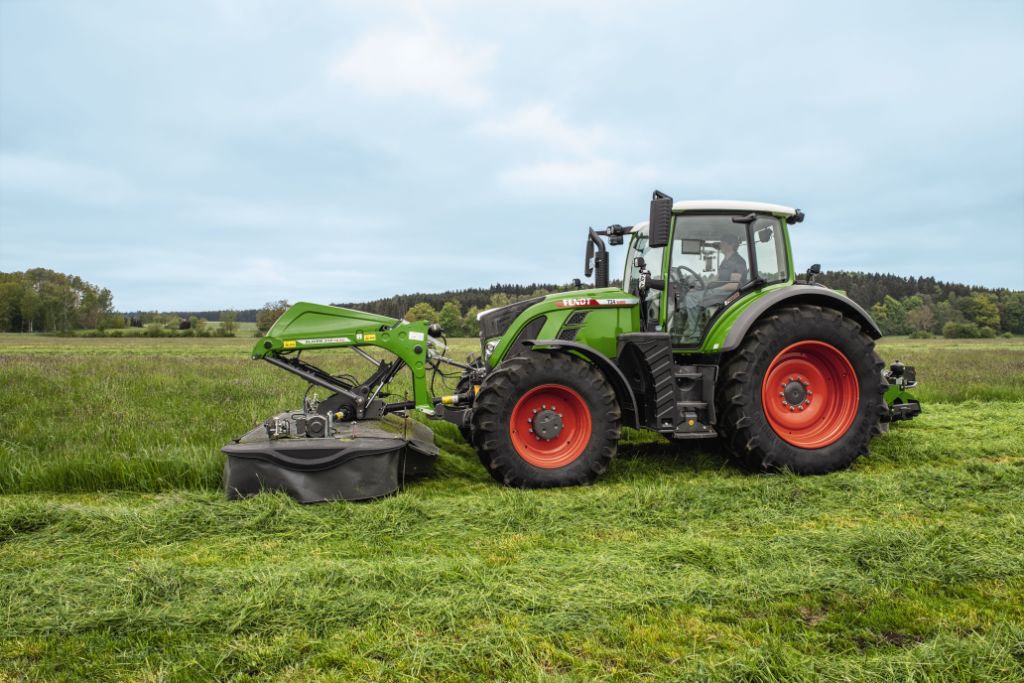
[223,413,437,503]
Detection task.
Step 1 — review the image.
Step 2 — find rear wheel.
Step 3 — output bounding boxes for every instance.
[471,352,620,487]
[716,305,887,474]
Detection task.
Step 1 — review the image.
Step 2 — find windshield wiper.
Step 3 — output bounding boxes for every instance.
[738,276,766,294]
[724,277,767,306]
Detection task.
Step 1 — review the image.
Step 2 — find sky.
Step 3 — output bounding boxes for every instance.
[0,0,1022,312]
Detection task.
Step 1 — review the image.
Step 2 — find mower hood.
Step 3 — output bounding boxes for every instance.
[252,302,399,358]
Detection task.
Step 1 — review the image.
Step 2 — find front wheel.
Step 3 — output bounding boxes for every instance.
[471,352,620,488]
[716,305,887,474]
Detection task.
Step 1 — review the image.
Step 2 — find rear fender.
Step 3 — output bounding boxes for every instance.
[523,339,641,428]
[719,286,881,353]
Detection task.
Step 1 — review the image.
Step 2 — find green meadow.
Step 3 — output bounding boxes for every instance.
[1,334,1022,682]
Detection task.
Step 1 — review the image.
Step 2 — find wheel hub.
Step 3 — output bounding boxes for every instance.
[531,409,563,440]
[782,378,809,407]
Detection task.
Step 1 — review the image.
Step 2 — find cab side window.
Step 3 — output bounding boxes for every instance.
[751,218,787,284]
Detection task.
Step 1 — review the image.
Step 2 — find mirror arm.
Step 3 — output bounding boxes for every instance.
[586,228,609,288]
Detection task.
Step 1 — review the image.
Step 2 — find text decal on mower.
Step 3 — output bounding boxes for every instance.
[296,337,352,346]
[555,297,638,308]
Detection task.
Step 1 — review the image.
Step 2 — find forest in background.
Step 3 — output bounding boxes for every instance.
[1,268,1021,339]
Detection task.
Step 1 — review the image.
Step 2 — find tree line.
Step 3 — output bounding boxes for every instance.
[0,269,115,333]
[815,271,1023,338]
[3,268,1021,339]
[0,269,247,336]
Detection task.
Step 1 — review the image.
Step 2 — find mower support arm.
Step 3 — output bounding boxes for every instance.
[264,355,363,401]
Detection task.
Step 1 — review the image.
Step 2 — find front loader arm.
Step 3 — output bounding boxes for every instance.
[252,302,434,410]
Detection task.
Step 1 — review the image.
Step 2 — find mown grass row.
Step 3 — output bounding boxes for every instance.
[2,442,1022,681]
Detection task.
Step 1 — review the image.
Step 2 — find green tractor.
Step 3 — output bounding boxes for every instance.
[224,191,920,501]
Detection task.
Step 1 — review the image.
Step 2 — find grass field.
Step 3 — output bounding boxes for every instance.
[1,334,1022,681]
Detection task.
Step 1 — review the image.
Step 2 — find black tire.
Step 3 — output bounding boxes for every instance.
[716,305,887,475]
[471,352,620,488]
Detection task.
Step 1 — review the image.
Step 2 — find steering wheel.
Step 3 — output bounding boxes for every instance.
[670,265,706,290]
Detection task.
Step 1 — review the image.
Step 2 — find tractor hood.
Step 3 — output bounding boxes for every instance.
[481,287,639,366]
[477,288,638,340]
[540,288,639,310]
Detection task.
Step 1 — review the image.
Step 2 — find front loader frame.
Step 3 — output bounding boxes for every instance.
[254,301,478,420]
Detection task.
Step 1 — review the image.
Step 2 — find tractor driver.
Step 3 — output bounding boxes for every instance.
[681,233,747,340]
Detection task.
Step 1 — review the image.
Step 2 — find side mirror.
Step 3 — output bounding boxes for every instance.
[648,190,673,248]
[758,226,773,243]
[805,263,821,283]
[584,233,595,277]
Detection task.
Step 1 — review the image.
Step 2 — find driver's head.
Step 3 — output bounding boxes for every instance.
[720,233,740,254]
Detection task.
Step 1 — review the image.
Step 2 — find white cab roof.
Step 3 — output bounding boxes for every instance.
[632,199,798,232]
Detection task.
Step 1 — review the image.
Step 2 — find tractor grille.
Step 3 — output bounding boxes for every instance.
[566,311,588,326]
[506,316,547,359]
[478,297,544,339]
[557,327,578,341]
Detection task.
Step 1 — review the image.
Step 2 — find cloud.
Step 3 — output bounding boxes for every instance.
[497,159,656,196]
[329,28,495,107]
[480,103,655,198]
[476,104,609,155]
[0,154,132,206]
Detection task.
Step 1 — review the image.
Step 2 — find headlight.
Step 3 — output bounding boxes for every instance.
[484,339,499,361]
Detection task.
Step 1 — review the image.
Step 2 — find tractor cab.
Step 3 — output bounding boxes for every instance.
[625,198,803,348]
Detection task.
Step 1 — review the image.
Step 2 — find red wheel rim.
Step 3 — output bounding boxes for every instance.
[509,384,592,468]
[761,341,859,449]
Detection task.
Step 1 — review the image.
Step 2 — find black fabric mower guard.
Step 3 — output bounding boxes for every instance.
[222,414,438,503]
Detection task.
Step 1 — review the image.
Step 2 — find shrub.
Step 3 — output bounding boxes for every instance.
[978,326,997,339]
[219,310,239,336]
[1001,331,1014,338]
[106,329,123,338]
[909,330,933,339]
[943,321,980,339]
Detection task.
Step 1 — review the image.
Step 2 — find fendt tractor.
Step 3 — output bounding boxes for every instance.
[223,191,921,502]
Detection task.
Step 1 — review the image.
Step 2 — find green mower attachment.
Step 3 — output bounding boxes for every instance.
[223,302,480,502]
